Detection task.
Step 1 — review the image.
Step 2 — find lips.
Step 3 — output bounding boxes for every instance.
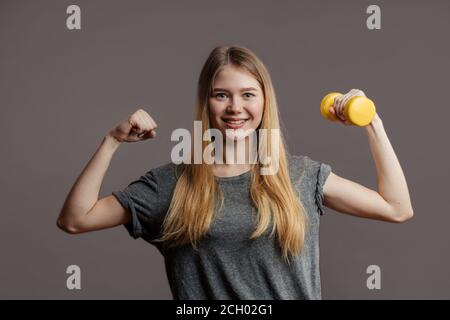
[222,118,249,129]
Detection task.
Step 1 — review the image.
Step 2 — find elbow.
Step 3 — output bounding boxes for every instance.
[392,210,414,223]
[56,217,83,234]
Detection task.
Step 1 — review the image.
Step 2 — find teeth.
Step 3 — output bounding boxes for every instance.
[224,119,247,124]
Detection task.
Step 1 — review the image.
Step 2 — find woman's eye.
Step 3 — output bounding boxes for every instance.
[214,93,254,99]
[215,93,227,99]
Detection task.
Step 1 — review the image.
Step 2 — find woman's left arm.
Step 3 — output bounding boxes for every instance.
[322,89,414,223]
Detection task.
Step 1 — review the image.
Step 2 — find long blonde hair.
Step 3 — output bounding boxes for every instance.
[157,45,308,264]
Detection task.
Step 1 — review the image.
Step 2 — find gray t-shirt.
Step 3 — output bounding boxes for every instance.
[112,153,332,300]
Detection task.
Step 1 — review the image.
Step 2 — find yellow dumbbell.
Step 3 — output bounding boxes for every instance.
[320,92,376,126]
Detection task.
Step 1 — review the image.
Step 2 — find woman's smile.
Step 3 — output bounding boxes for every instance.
[222,117,250,129]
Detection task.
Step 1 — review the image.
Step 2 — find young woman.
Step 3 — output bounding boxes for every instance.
[57,45,414,300]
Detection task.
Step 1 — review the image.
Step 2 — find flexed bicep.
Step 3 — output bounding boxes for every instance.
[322,172,412,223]
[58,195,131,234]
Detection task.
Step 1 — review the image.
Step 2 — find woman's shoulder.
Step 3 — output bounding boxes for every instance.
[286,152,331,182]
[148,161,178,177]
[141,161,181,191]
[287,152,327,169]
[286,152,308,173]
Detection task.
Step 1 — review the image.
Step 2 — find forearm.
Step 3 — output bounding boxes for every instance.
[364,114,414,215]
[58,135,121,224]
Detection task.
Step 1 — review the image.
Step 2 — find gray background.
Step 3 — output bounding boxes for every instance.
[0,0,449,299]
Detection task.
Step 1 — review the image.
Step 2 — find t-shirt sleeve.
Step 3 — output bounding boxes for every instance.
[112,169,161,241]
[305,157,332,216]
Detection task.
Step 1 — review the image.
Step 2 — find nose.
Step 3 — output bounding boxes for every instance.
[226,97,244,113]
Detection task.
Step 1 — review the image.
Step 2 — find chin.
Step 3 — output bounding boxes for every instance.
[224,126,257,142]
[225,131,247,141]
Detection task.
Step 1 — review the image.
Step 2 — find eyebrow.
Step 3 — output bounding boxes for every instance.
[212,87,258,92]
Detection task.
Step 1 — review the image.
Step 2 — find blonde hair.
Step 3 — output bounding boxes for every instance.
[157,45,308,264]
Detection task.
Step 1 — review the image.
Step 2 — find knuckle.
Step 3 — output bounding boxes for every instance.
[128,116,136,125]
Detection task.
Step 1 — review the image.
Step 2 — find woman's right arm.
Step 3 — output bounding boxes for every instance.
[57,109,158,234]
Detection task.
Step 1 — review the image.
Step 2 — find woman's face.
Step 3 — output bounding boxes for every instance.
[209,65,264,141]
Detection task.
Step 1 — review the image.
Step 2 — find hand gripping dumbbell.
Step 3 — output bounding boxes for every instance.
[320,92,376,126]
